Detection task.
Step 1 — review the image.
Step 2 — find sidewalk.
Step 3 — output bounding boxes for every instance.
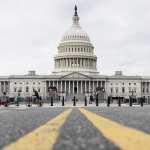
[0,102,148,109]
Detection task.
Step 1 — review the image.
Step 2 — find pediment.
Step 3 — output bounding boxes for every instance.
[61,72,92,79]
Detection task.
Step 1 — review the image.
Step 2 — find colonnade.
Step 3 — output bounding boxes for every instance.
[142,82,150,94]
[47,80,105,95]
[0,81,9,94]
[55,58,96,70]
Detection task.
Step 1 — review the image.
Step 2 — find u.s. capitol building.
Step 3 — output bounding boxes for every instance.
[1,6,150,101]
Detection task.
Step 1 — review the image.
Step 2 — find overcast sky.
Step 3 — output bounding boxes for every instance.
[0,0,150,76]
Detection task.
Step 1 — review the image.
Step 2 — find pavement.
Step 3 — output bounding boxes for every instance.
[0,104,150,150]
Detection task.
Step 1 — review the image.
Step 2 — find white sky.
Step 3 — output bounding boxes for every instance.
[0,0,150,76]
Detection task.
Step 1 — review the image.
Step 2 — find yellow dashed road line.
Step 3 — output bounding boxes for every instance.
[79,108,150,150]
[2,109,72,150]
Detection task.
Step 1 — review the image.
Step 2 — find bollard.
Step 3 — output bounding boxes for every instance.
[62,96,65,106]
[28,104,31,107]
[39,100,42,107]
[84,96,87,106]
[27,101,31,107]
[118,97,121,107]
[16,100,19,107]
[51,97,53,106]
[73,96,76,106]
[107,96,110,107]
[96,94,99,106]
[27,97,31,107]
[129,97,132,107]
[140,97,143,107]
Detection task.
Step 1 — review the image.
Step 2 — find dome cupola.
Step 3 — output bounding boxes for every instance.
[53,5,98,75]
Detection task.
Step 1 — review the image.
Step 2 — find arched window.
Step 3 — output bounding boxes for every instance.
[14,87,17,92]
[26,86,29,92]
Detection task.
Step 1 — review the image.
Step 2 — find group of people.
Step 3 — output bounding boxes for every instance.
[0,91,43,107]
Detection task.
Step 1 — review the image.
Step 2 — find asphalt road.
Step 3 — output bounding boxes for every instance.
[0,107,67,149]
[0,106,150,150]
[87,106,150,134]
[54,109,119,150]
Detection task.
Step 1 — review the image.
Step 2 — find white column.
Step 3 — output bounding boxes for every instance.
[57,81,58,91]
[60,59,61,68]
[89,81,91,93]
[66,58,69,67]
[93,81,94,92]
[3,81,5,92]
[81,81,83,93]
[62,59,64,68]
[57,60,59,68]
[69,81,70,94]
[61,81,62,92]
[85,81,87,93]
[52,81,54,87]
[97,81,98,87]
[65,81,66,93]
[70,58,72,67]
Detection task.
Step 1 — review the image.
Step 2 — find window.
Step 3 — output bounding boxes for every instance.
[129,83,131,86]
[122,87,125,93]
[116,87,118,93]
[134,83,136,85]
[146,88,149,93]
[110,88,113,93]
[14,87,17,92]
[38,88,40,92]
[19,87,22,92]
[142,88,144,93]
[26,86,29,92]
[128,87,131,93]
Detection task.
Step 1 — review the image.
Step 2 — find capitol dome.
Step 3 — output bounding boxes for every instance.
[53,5,98,75]
[61,23,90,43]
